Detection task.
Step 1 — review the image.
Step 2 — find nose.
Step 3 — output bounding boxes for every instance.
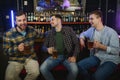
[21,20,26,24]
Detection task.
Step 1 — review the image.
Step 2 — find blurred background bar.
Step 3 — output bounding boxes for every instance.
[0,0,119,34]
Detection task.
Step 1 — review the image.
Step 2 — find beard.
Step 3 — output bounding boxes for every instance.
[18,24,27,31]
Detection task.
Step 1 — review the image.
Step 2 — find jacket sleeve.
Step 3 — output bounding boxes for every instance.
[79,27,94,40]
[42,31,51,52]
[3,33,18,56]
[70,28,80,57]
[107,30,120,55]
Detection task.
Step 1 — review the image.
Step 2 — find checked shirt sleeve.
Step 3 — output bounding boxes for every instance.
[3,32,18,56]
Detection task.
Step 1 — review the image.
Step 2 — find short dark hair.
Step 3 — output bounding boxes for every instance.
[50,14,62,20]
[89,10,103,21]
[15,11,26,17]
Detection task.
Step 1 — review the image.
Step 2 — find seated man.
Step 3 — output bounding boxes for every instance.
[78,10,120,80]
[40,14,80,80]
[3,11,40,80]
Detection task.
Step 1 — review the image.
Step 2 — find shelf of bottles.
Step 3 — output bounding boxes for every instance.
[26,10,90,41]
[26,10,89,22]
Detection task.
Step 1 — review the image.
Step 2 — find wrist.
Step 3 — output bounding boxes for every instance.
[100,44,107,50]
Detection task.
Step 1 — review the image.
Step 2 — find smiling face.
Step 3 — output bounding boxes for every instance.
[89,14,101,28]
[88,10,103,28]
[15,14,27,31]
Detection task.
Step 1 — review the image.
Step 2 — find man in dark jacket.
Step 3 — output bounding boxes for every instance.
[40,14,80,80]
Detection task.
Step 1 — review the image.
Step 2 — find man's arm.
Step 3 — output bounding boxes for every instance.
[107,30,120,54]
[94,29,120,54]
[70,28,80,57]
[3,33,18,56]
[42,30,51,52]
[79,27,94,50]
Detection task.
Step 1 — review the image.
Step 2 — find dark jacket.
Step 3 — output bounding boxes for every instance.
[43,26,80,58]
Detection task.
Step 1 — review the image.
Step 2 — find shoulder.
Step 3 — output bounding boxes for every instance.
[88,26,95,31]
[45,29,53,37]
[4,28,16,36]
[84,26,95,33]
[27,26,34,30]
[105,26,117,34]
[26,26,36,33]
[104,26,118,36]
[28,26,34,29]
[47,29,53,34]
[62,26,73,31]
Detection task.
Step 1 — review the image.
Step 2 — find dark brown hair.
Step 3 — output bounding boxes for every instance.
[15,11,26,17]
[50,14,62,20]
[89,10,103,21]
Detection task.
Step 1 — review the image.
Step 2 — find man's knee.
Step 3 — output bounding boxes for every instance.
[29,70,40,79]
[5,75,14,80]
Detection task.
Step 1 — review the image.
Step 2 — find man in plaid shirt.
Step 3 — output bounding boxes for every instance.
[40,14,80,80]
[3,11,39,80]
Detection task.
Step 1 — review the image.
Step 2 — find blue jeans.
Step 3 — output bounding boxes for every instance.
[77,56,117,80]
[40,55,78,80]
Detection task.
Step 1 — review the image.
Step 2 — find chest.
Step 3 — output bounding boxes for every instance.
[10,33,34,45]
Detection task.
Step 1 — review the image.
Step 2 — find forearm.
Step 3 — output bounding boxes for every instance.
[99,44,119,54]
[73,39,80,57]
[99,44,107,51]
[4,46,18,55]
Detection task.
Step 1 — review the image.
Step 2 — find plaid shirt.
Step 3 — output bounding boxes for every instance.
[3,26,38,63]
[44,26,80,58]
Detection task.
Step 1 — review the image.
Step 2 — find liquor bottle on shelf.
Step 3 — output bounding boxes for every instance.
[26,10,90,41]
[40,13,44,22]
[27,12,31,22]
[30,12,34,22]
[33,12,36,22]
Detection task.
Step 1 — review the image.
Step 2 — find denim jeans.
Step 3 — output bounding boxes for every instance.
[40,55,78,80]
[77,56,117,80]
[5,59,40,80]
